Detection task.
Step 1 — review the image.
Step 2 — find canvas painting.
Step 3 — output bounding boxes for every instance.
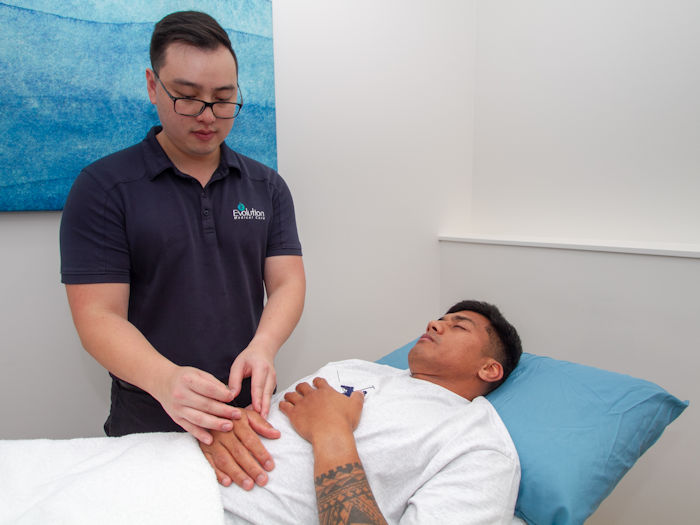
[0,0,276,211]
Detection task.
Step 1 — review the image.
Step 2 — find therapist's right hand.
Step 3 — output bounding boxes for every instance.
[199,409,281,489]
[154,365,242,445]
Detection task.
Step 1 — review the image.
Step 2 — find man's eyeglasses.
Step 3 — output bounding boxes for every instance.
[155,73,243,119]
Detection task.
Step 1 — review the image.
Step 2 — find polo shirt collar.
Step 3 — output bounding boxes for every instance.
[143,126,242,181]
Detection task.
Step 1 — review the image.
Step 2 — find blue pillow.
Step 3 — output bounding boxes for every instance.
[377,341,688,525]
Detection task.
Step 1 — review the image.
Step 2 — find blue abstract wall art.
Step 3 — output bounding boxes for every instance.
[0,0,276,211]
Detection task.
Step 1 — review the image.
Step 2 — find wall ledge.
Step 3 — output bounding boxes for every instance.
[438,234,700,259]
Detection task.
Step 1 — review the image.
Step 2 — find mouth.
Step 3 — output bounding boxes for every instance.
[193,129,216,141]
[418,333,434,343]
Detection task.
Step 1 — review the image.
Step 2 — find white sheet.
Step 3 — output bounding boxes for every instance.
[0,429,525,524]
[0,432,224,525]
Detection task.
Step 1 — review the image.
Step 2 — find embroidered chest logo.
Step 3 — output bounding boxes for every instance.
[340,384,376,397]
[232,202,266,220]
[337,369,376,397]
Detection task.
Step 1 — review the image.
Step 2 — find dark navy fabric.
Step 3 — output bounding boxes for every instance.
[60,126,301,434]
[104,377,252,436]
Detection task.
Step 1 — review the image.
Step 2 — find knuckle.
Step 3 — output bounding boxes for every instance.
[212,452,232,470]
[239,434,259,450]
[230,441,248,457]
[233,415,252,431]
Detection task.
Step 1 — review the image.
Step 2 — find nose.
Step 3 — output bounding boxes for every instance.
[426,319,443,334]
[196,104,217,123]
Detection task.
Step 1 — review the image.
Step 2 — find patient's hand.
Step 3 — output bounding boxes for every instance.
[199,409,280,489]
[279,377,364,443]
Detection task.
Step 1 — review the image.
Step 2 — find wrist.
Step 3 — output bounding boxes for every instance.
[145,360,180,399]
[312,430,360,477]
[311,426,356,455]
[246,336,279,360]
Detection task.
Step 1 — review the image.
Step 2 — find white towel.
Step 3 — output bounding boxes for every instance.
[0,432,224,525]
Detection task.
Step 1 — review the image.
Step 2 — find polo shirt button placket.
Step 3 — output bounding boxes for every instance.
[200,192,215,236]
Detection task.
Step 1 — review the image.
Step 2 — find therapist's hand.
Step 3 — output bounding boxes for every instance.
[228,345,277,418]
[199,408,281,488]
[154,365,242,445]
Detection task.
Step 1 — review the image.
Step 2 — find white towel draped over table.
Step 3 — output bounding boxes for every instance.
[0,432,224,525]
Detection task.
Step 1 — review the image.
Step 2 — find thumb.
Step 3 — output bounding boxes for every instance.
[248,411,282,439]
[350,390,365,406]
[228,360,246,396]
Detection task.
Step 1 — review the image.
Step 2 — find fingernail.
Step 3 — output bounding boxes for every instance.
[256,473,267,486]
[264,460,274,470]
[222,422,233,431]
[242,479,254,491]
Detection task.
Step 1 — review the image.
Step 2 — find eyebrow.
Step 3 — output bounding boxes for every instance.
[441,314,477,326]
[169,78,237,92]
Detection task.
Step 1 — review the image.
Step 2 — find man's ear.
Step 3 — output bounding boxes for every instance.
[478,359,504,384]
[146,68,158,104]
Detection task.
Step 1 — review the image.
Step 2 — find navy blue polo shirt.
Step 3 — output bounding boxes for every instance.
[60,126,302,387]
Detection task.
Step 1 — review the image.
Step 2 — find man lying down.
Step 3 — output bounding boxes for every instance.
[0,300,522,525]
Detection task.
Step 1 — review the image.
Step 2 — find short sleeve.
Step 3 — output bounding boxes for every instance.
[399,446,520,525]
[266,174,302,257]
[60,169,131,284]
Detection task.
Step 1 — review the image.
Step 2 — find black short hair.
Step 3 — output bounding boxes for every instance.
[446,300,522,387]
[150,11,238,74]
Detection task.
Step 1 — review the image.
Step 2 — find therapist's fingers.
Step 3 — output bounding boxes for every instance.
[184,392,242,422]
[187,369,236,403]
[227,358,247,400]
[161,367,240,428]
[251,369,277,419]
[246,359,276,416]
[228,348,276,415]
[176,417,214,446]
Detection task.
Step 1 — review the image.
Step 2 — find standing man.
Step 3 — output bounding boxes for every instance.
[60,11,305,445]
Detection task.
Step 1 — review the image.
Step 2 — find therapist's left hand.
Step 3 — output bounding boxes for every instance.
[228,345,277,419]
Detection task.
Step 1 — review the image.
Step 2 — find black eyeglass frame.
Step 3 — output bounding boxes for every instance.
[154,73,243,119]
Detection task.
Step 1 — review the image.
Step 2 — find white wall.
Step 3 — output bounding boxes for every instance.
[0,212,111,439]
[469,0,700,245]
[271,0,475,389]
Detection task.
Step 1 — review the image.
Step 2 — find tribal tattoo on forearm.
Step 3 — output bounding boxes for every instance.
[315,462,387,525]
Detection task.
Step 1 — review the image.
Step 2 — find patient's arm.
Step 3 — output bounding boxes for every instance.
[279,377,388,525]
[199,409,280,489]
